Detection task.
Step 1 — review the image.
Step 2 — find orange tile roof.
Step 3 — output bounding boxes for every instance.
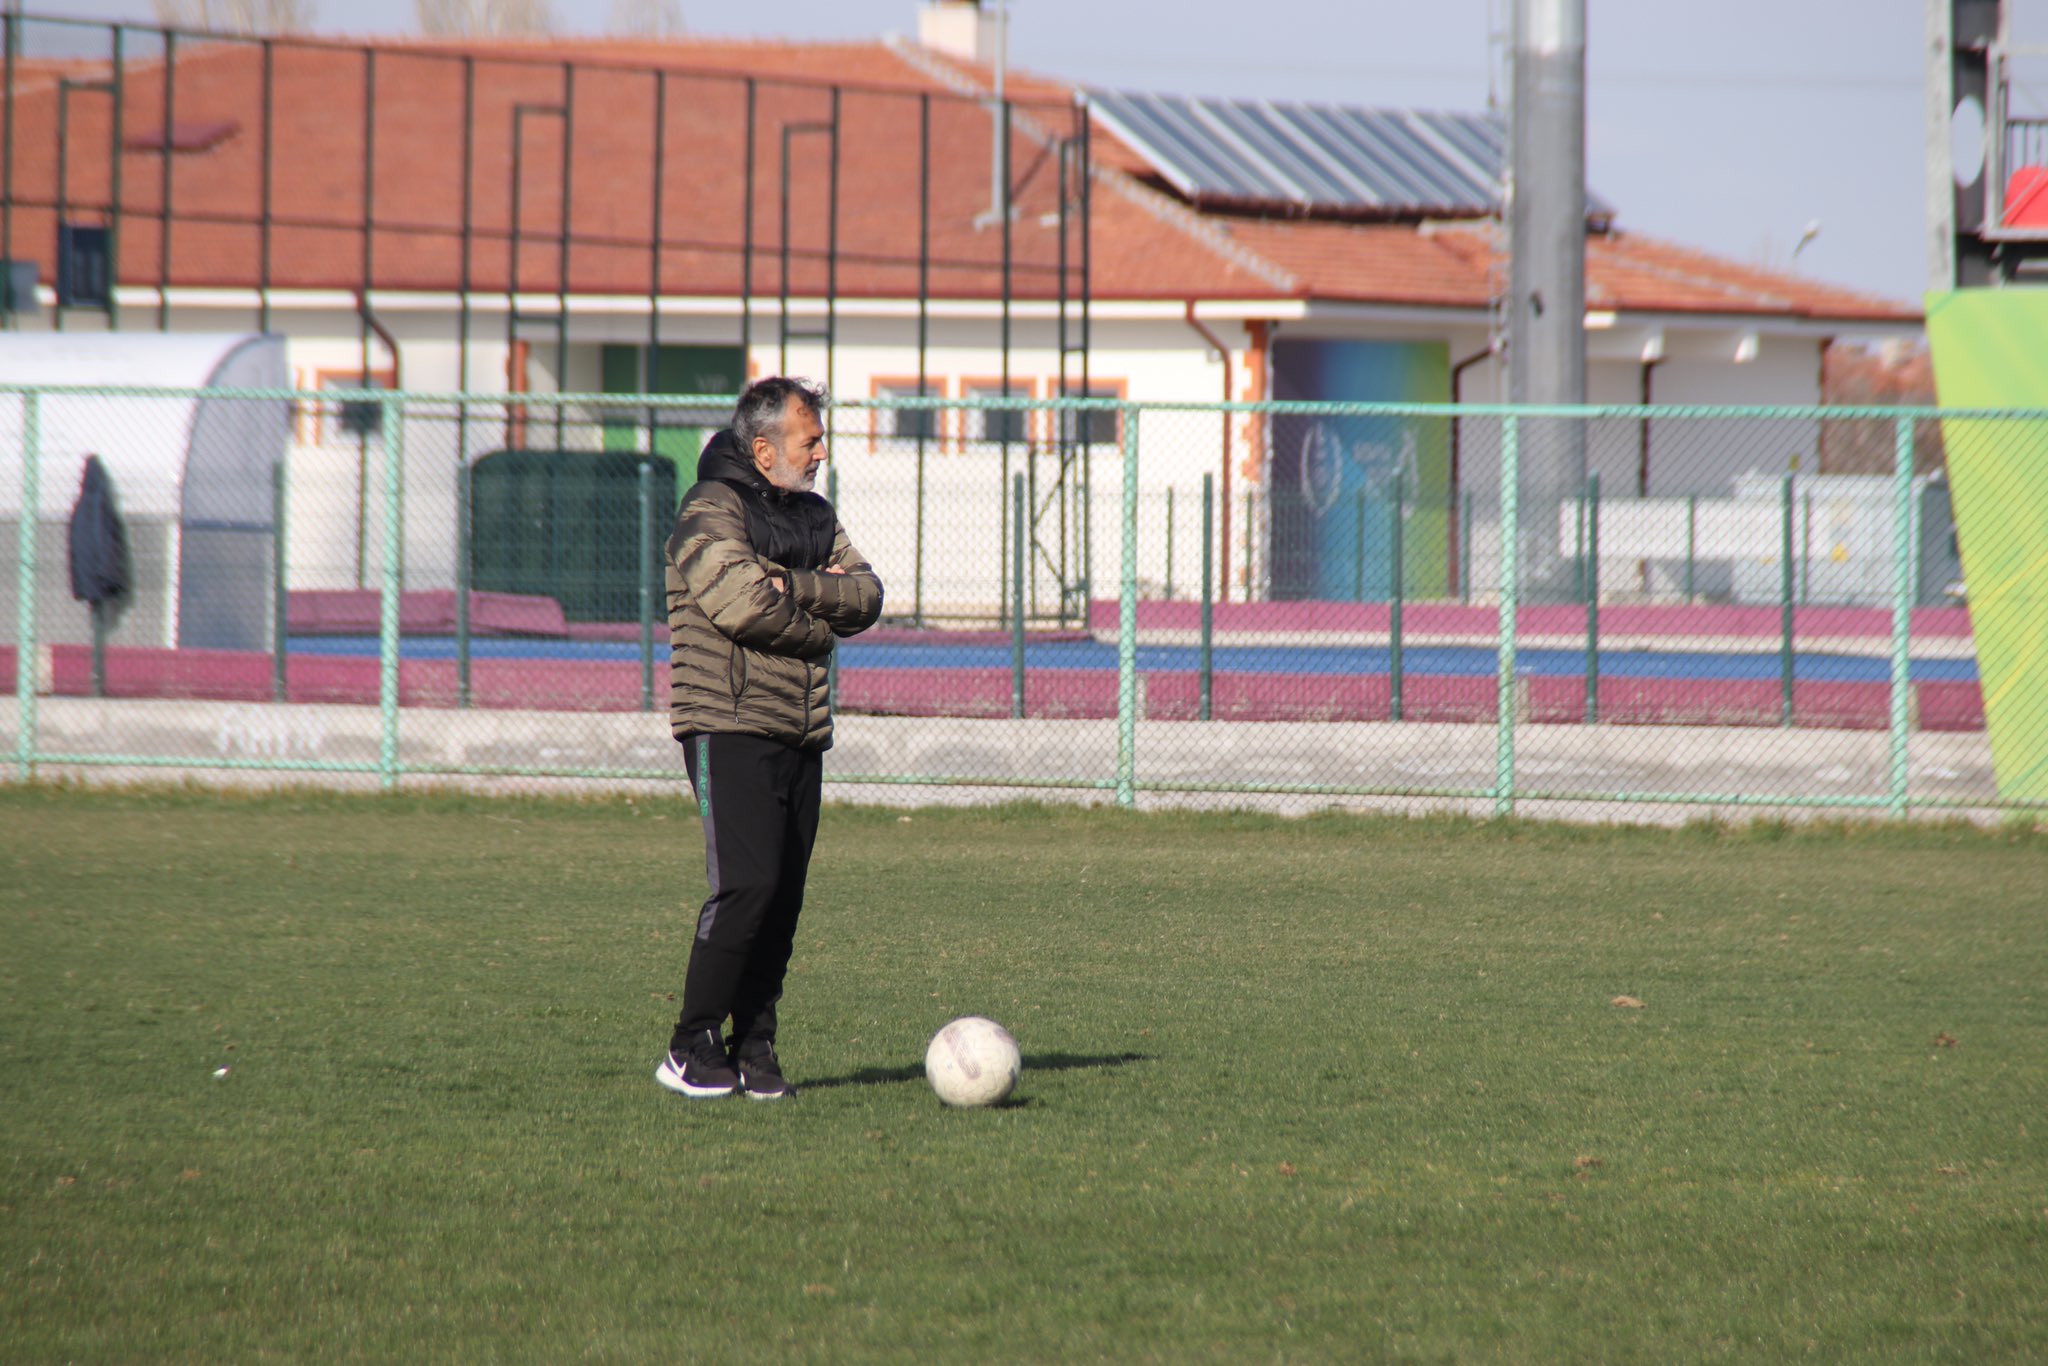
[917,49,1918,323]
[1408,221,1914,322]
[1593,231,1913,321]
[4,57,117,95]
[0,34,1916,324]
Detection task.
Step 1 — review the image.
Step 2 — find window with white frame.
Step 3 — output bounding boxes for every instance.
[873,381,940,442]
[1055,383,1123,447]
[961,382,1028,446]
[318,372,393,444]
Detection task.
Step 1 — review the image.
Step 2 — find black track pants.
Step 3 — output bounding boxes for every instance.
[671,732,823,1051]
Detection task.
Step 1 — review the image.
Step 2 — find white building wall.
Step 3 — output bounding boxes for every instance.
[813,316,1236,615]
[212,308,1238,612]
[18,299,1846,612]
[1412,333,1829,604]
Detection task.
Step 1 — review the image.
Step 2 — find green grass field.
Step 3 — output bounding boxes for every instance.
[2,786,2043,1362]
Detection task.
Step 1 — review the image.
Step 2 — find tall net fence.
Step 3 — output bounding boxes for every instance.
[5,386,2043,821]
[0,15,1089,365]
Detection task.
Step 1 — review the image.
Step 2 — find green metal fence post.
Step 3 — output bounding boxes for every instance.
[1914,481,1930,607]
[1080,476,1093,619]
[1573,483,1589,604]
[1200,472,1213,722]
[1889,417,1917,818]
[1164,484,1175,601]
[998,452,1009,630]
[1461,488,1474,605]
[1244,488,1257,599]
[914,409,927,628]
[1012,471,1026,719]
[1780,472,1795,727]
[272,456,288,703]
[13,390,39,781]
[377,394,404,791]
[1684,492,1697,601]
[1585,471,1600,724]
[1446,463,1458,601]
[1390,466,1404,722]
[1353,488,1367,601]
[456,446,472,709]
[1116,403,1139,808]
[1800,490,1813,605]
[1495,414,1519,818]
[638,460,655,713]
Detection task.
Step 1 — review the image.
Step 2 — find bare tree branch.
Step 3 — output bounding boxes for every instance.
[606,0,684,38]
[414,0,555,36]
[151,0,313,34]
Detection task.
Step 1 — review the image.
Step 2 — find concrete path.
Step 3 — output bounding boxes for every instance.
[4,696,2011,826]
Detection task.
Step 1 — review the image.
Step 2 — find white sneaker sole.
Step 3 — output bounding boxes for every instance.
[655,1056,734,1098]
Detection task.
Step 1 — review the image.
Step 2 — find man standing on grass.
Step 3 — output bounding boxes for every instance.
[655,377,884,1101]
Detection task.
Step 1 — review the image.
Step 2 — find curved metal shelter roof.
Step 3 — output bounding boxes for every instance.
[0,333,288,649]
[0,333,286,520]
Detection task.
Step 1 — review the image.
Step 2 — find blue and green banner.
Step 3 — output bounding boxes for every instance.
[1269,340,1451,601]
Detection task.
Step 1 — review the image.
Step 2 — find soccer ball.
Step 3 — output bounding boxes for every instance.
[924,1016,1021,1108]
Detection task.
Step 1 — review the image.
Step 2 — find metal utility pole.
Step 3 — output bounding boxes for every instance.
[1926,0,1956,294]
[1507,0,1587,601]
[1935,0,2045,285]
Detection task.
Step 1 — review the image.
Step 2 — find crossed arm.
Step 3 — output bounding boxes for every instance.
[774,526,884,638]
[672,491,884,659]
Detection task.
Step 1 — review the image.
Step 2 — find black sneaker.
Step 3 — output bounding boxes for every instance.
[655,1028,739,1098]
[732,1039,793,1101]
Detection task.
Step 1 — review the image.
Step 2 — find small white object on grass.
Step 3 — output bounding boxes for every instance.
[924,1016,1021,1108]
[212,1067,230,1079]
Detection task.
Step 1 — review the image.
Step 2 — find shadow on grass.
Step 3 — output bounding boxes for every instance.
[801,1050,1152,1092]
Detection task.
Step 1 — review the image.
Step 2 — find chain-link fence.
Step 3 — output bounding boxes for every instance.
[5,385,2043,821]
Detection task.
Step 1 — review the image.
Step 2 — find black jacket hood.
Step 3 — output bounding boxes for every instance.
[688,427,836,571]
[696,428,773,495]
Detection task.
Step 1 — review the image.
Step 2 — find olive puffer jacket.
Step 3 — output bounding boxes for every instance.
[663,429,884,750]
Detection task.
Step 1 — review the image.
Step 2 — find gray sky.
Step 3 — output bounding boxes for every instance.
[28,0,2039,308]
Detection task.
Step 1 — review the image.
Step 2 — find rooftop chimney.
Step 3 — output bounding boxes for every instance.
[918,1,998,63]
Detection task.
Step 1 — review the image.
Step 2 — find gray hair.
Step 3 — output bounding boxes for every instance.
[731,376,829,452]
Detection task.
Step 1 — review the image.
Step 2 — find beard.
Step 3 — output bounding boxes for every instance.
[764,450,818,493]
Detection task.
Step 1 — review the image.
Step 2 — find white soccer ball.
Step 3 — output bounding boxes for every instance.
[924,1016,1021,1108]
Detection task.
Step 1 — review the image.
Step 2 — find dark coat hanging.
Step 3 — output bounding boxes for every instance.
[67,453,132,606]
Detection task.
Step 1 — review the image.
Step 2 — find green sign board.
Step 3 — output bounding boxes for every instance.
[1925,290,2048,802]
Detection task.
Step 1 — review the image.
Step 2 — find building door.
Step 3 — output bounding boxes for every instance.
[601,344,745,487]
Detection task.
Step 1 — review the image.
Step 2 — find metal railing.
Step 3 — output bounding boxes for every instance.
[2011,115,2048,176]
